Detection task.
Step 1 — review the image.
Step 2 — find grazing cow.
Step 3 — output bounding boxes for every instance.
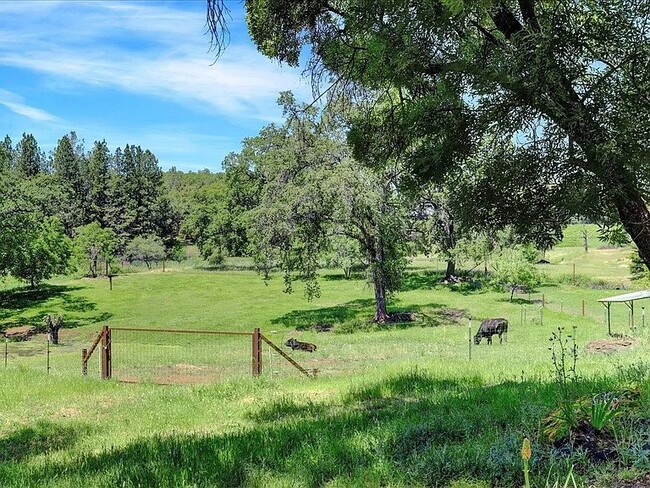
[284,337,317,352]
[474,318,508,345]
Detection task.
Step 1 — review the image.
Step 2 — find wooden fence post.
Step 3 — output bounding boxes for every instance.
[101,326,112,379]
[82,348,88,376]
[252,328,262,376]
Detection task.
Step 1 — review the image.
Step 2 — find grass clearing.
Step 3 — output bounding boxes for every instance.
[2,226,650,486]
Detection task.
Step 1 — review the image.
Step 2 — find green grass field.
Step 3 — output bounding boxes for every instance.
[2,226,650,487]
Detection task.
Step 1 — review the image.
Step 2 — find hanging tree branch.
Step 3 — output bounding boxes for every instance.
[206,0,231,59]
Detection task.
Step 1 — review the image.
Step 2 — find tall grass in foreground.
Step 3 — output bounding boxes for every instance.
[2,367,650,487]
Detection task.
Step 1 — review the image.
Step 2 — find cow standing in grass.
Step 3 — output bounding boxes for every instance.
[474,318,508,345]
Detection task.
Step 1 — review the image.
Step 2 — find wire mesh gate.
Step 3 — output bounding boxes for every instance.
[82,326,313,383]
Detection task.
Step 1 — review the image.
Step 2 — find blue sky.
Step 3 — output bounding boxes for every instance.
[0,1,310,172]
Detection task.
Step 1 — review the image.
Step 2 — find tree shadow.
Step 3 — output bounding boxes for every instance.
[321,272,366,282]
[271,299,375,328]
[0,284,105,331]
[64,312,113,329]
[0,420,91,463]
[400,271,444,291]
[274,299,463,333]
[497,297,537,305]
[400,271,488,296]
[6,371,620,487]
[0,284,85,312]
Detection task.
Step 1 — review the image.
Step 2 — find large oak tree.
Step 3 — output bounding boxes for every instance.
[208,0,650,267]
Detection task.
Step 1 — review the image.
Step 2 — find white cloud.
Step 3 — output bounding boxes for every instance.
[0,1,310,122]
[0,89,59,122]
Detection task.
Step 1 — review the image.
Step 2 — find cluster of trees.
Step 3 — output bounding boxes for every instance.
[200,0,650,317]
[7,0,647,315]
[0,132,179,287]
[183,93,546,320]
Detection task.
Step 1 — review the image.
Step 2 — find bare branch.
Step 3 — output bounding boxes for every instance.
[206,0,232,60]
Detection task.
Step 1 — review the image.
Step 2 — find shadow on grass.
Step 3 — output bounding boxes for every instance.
[400,271,444,291]
[274,300,463,332]
[0,284,107,331]
[0,284,85,312]
[2,371,627,487]
[271,299,375,328]
[0,420,91,463]
[401,271,488,296]
[497,296,539,305]
[321,272,366,282]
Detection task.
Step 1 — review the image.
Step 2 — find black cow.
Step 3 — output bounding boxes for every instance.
[474,318,508,345]
[284,338,317,352]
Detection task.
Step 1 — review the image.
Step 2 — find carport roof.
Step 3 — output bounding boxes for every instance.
[598,291,650,303]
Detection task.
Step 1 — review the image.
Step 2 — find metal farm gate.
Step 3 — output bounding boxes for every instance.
[82,326,313,383]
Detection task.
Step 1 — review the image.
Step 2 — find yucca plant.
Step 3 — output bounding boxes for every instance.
[590,393,619,431]
[545,464,577,488]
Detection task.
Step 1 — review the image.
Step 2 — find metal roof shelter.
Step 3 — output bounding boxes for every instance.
[598,291,650,335]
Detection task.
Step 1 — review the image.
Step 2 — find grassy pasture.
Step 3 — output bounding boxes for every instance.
[1,229,650,486]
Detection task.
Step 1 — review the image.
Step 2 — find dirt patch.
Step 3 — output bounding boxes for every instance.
[2,326,37,341]
[615,477,650,488]
[437,308,467,323]
[553,421,618,463]
[296,323,334,333]
[586,339,637,354]
[386,312,416,323]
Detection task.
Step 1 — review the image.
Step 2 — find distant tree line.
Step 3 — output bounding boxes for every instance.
[0,117,558,311]
[0,132,184,287]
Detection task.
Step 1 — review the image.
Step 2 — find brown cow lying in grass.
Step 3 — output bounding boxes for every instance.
[474,318,508,345]
[284,338,317,352]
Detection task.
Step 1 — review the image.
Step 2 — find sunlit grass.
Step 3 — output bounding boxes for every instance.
[2,225,650,486]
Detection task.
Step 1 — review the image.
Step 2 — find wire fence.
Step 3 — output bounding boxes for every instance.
[516,292,647,337]
[1,335,86,375]
[110,328,253,384]
[106,328,318,384]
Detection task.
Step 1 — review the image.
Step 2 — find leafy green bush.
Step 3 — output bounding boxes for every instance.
[492,248,542,301]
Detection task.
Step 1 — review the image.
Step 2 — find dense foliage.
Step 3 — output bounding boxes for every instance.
[208,0,650,270]
[0,132,203,285]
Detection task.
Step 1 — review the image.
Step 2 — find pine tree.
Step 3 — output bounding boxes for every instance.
[0,135,14,172]
[15,133,43,177]
[85,140,111,225]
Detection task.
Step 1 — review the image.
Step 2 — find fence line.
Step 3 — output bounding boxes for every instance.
[80,326,312,383]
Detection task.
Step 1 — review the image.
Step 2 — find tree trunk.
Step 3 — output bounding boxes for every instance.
[44,314,62,344]
[531,65,650,270]
[445,260,456,279]
[613,191,650,269]
[30,277,35,289]
[373,270,389,323]
[90,245,98,278]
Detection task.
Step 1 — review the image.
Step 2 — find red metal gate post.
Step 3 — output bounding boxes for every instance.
[252,328,262,376]
[101,326,112,379]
